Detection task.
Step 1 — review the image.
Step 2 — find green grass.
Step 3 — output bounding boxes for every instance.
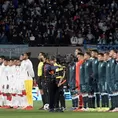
[0,101,118,118]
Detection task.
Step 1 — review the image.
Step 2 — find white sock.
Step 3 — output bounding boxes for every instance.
[0,95,3,106]
[3,96,7,106]
[22,95,28,107]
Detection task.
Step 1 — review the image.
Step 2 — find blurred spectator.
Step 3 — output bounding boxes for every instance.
[0,0,118,45]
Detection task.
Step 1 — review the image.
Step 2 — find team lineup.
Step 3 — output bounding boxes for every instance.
[0,52,34,110]
[0,49,118,112]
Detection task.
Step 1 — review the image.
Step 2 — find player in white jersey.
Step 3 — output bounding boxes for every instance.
[1,57,10,108]
[16,58,28,109]
[21,52,35,110]
[0,56,5,107]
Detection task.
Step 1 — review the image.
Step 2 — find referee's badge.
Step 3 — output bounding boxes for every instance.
[112,60,114,63]
[72,66,74,70]
[101,63,103,67]
[95,60,97,64]
[86,63,89,66]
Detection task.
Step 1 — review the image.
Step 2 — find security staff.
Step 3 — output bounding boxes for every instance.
[50,56,66,112]
[42,55,57,112]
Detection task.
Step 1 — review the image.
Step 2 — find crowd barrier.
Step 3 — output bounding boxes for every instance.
[32,87,71,101]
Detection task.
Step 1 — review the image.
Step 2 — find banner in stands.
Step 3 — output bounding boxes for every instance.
[84,45,118,51]
[32,87,71,101]
[0,45,28,57]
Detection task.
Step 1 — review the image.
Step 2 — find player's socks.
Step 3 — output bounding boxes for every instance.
[22,95,28,107]
[116,95,118,107]
[109,95,115,110]
[92,96,95,108]
[96,93,100,107]
[101,95,105,107]
[104,94,109,107]
[6,95,12,108]
[83,96,88,108]
[88,96,92,108]
[75,98,78,108]
[3,94,7,107]
[0,94,3,107]
[79,94,83,108]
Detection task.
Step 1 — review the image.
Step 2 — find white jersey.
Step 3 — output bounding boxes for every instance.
[7,65,16,93]
[21,59,35,80]
[0,64,3,92]
[15,65,25,93]
[1,65,9,93]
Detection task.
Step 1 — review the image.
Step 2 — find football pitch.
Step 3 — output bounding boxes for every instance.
[0,101,118,118]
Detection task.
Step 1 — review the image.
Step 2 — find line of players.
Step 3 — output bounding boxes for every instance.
[0,53,34,110]
[73,49,118,112]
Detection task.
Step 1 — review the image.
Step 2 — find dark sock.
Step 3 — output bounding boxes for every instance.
[83,96,88,108]
[92,96,95,108]
[60,94,66,108]
[42,95,45,106]
[104,95,109,107]
[116,95,118,107]
[96,94,100,107]
[113,95,117,108]
[72,99,75,108]
[75,98,78,108]
[101,95,105,107]
[110,96,115,109]
[88,97,92,108]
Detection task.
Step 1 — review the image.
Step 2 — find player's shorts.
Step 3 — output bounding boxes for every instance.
[114,82,118,92]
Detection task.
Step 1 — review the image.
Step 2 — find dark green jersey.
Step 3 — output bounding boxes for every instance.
[115,62,118,82]
[84,59,93,83]
[92,58,99,81]
[80,62,85,85]
[115,62,118,91]
[109,58,116,82]
[106,60,111,83]
[98,61,106,83]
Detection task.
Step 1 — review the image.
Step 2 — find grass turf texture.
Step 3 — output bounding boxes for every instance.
[0,101,118,118]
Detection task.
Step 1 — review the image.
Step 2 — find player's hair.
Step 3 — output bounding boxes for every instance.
[77,52,84,56]
[85,51,91,57]
[4,57,9,61]
[113,50,117,54]
[98,53,104,57]
[104,52,109,56]
[39,52,45,56]
[76,48,82,52]
[91,49,99,54]
[25,52,31,58]
[0,55,5,59]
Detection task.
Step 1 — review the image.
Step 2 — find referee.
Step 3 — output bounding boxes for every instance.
[37,52,48,110]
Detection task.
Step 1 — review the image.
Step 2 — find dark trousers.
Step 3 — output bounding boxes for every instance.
[55,86,65,108]
[48,80,57,109]
[37,79,49,106]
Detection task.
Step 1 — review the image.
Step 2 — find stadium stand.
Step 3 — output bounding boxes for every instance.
[0,0,118,46]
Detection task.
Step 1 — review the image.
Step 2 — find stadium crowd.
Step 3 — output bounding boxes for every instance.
[0,0,118,45]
